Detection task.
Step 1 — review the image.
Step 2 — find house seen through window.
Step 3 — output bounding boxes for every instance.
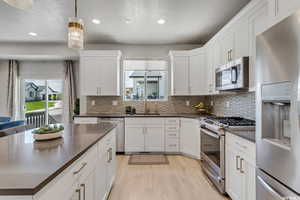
[23,79,63,127]
[123,60,168,101]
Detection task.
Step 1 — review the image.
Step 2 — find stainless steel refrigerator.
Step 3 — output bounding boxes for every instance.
[256,10,300,199]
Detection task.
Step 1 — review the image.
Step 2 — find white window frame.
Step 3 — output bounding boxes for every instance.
[123,60,169,102]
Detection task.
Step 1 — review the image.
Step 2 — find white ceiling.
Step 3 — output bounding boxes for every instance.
[0,0,251,44]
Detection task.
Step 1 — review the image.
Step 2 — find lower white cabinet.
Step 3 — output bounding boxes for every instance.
[180,118,201,159]
[225,132,256,200]
[125,118,165,152]
[32,129,116,200]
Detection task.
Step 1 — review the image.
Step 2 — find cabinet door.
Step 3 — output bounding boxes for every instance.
[225,147,243,200]
[79,170,95,200]
[81,56,101,96]
[243,159,256,200]
[189,53,207,95]
[144,127,165,152]
[95,143,108,200]
[98,57,120,96]
[221,31,235,64]
[106,131,117,191]
[180,119,200,159]
[171,56,190,95]
[234,18,250,60]
[125,127,145,152]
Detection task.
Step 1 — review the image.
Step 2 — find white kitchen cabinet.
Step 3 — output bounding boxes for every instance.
[145,127,165,152]
[169,49,207,96]
[220,29,235,65]
[32,129,117,200]
[189,48,207,95]
[248,1,269,91]
[74,117,99,124]
[125,118,165,152]
[169,51,190,96]
[80,50,121,96]
[225,132,256,200]
[180,118,200,159]
[268,0,300,26]
[165,118,180,153]
[234,17,250,60]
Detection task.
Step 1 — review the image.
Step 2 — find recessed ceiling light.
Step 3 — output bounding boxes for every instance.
[157,19,166,25]
[28,32,37,36]
[92,19,101,24]
[124,18,132,24]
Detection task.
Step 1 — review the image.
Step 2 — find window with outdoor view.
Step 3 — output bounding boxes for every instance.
[123,60,168,101]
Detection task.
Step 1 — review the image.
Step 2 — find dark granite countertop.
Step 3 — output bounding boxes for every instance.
[0,122,116,196]
[76,113,212,119]
[226,129,256,143]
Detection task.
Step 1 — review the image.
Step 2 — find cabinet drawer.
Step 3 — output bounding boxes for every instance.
[165,131,179,138]
[72,145,98,181]
[226,132,255,164]
[165,118,180,125]
[125,117,164,126]
[165,138,179,152]
[165,126,180,132]
[74,117,98,124]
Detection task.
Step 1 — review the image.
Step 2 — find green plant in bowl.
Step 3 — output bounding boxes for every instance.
[33,124,64,135]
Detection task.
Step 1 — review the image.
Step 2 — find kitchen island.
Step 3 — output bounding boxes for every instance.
[0,122,117,200]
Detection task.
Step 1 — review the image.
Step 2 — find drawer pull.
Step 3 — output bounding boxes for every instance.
[168,144,177,147]
[73,162,87,175]
[240,158,244,174]
[76,189,81,200]
[168,133,177,137]
[236,156,240,170]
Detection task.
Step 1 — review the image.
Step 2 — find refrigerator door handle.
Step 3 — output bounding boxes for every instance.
[257,176,285,200]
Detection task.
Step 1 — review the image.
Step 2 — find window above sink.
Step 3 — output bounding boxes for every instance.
[123,60,168,101]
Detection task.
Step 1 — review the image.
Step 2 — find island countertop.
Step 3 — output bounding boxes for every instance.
[0,122,116,196]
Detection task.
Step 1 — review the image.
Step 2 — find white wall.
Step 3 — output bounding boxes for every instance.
[0,61,9,116]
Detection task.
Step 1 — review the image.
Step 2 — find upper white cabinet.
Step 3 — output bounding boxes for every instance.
[189,48,207,95]
[169,51,190,96]
[80,50,121,96]
[268,0,300,26]
[180,118,201,159]
[169,48,207,96]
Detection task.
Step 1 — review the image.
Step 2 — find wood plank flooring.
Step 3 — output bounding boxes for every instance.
[108,155,229,200]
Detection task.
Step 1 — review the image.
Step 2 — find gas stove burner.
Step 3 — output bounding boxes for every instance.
[205,116,255,127]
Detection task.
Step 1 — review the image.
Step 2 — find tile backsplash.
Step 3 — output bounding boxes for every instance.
[208,92,256,120]
[86,96,206,114]
[85,92,256,120]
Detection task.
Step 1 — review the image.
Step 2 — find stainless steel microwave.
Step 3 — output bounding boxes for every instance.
[215,57,249,91]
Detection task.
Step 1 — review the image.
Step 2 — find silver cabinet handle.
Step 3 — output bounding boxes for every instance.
[80,184,86,200]
[76,189,81,200]
[109,147,113,162]
[257,176,284,200]
[236,155,240,171]
[73,162,87,175]
[107,148,110,163]
[240,158,244,174]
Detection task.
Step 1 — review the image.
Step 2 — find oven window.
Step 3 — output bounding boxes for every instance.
[201,130,221,167]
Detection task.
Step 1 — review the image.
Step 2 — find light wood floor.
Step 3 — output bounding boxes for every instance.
[108,155,229,200]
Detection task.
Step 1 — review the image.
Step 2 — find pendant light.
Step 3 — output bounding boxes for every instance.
[3,0,33,10]
[68,0,84,49]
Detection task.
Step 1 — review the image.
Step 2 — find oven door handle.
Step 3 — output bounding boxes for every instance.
[201,128,221,139]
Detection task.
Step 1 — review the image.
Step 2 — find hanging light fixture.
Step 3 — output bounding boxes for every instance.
[3,0,33,10]
[68,0,84,49]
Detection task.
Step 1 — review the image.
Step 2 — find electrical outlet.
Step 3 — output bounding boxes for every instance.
[91,100,96,106]
[225,101,230,108]
[186,100,190,107]
[112,100,118,106]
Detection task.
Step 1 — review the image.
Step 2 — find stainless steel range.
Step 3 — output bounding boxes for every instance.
[200,116,255,194]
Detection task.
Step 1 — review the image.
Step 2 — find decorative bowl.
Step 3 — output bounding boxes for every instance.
[33,131,63,141]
